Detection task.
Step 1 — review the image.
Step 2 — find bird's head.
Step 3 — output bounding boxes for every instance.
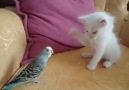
[42,46,54,57]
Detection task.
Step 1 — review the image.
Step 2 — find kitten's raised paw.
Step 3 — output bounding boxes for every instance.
[69,28,81,38]
[87,64,96,70]
[82,53,92,58]
[103,61,113,68]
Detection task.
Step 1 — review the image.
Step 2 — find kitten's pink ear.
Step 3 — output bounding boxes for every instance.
[78,16,85,20]
[78,16,87,23]
[98,18,107,26]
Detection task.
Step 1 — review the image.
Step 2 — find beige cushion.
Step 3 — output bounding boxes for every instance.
[12,45,129,90]
[94,0,106,11]
[120,18,129,47]
[0,9,26,88]
[105,0,129,35]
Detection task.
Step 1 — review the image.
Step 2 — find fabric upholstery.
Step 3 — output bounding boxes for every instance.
[15,0,95,65]
[0,9,26,88]
[105,0,129,35]
[0,0,129,89]
[7,45,129,90]
[120,19,129,47]
[0,0,102,88]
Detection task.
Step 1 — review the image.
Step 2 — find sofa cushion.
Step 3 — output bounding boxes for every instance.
[0,9,26,88]
[94,0,106,11]
[8,45,129,90]
[15,0,95,65]
[105,0,129,35]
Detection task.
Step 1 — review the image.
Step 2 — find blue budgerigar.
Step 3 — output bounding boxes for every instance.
[3,46,54,90]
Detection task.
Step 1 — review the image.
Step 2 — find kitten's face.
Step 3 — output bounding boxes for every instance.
[81,18,106,39]
[86,19,107,38]
[79,12,109,39]
[84,20,99,38]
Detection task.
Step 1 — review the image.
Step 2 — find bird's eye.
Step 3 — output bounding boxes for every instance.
[46,49,49,51]
[92,31,97,34]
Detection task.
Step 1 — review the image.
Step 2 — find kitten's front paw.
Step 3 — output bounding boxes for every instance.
[69,28,81,38]
[103,61,113,68]
[87,63,96,70]
[82,53,92,58]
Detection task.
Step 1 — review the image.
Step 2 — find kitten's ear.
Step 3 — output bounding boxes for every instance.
[78,16,86,20]
[98,18,107,26]
[78,16,87,23]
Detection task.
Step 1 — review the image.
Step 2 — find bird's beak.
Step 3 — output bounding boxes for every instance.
[51,49,54,54]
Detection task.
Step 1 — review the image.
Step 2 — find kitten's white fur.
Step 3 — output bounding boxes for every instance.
[69,12,121,70]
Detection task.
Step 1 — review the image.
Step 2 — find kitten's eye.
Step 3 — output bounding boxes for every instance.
[92,31,97,34]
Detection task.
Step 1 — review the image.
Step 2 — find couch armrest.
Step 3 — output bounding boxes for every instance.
[105,0,129,35]
[120,16,129,47]
[0,9,26,88]
[94,0,106,11]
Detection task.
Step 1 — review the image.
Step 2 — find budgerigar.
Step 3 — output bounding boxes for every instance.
[3,46,54,90]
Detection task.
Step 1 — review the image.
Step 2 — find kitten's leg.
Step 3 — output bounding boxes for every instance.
[82,53,92,58]
[87,45,106,70]
[103,48,120,68]
[103,60,113,68]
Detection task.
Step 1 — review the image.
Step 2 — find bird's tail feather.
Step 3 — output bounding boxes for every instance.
[3,83,16,90]
[3,82,25,90]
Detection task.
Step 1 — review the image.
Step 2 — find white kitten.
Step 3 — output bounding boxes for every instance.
[69,12,121,70]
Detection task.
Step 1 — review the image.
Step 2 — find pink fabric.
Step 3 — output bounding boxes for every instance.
[15,0,95,65]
